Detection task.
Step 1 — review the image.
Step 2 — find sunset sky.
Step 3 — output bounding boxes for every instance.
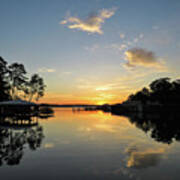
[1,0,180,104]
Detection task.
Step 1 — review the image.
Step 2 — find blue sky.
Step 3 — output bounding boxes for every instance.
[0,0,180,104]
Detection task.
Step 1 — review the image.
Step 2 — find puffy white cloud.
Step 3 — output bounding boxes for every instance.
[60,9,115,34]
[124,48,167,71]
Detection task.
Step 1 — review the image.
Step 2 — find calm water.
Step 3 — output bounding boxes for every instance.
[1,108,180,180]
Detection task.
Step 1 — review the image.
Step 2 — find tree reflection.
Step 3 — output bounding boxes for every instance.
[127,111,180,144]
[0,116,44,166]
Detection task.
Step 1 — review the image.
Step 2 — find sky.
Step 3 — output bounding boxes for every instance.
[0,0,180,104]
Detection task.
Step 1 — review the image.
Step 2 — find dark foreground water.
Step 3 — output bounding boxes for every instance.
[0,108,180,180]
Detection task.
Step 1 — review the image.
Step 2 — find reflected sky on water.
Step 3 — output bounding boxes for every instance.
[0,108,180,180]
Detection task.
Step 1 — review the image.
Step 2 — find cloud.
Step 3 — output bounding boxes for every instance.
[95,87,110,91]
[125,146,165,169]
[38,67,56,73]
[133,38,139,43]
[44,143,54,149]
[152,25,160,30]
[124,48,167,71]
[62,71,72,75]
[111,43,128,51]
[95,83,129,91]
[108,33,144,52]
[133,34,144,43]
[77,78,129,92]
[120,33,125,39]
[139,33,144,39]
[84,44,99,52]
[60,8,115,34]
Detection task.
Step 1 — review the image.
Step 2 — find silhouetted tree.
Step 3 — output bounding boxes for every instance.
[24,74,46,102]
[8,63,27,100]
[127,87,150,105]
[126,77,180,105]
[0,57,10,101]
[0,56,46,102]
[149,77,172,103]
[171,79,180,104]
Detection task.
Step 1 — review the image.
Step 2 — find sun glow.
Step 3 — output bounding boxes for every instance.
[97,100,108,105]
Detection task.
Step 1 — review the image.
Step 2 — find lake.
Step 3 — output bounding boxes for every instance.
[0,108,180,180]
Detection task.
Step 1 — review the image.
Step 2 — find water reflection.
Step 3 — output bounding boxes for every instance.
[1,108,180,180]
[125,145,165,169]
[0,115,44,166]
[126,112,180,144]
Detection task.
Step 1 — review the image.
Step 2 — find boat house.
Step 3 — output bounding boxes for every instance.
[0,100,39,115]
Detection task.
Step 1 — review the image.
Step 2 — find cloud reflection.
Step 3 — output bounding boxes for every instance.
[125,145,165,169]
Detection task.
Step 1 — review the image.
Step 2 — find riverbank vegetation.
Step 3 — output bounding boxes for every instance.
[87,77,180,114]
[126,77,180,106]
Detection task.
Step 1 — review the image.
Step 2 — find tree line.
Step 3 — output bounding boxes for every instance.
[126,77,180,105]
[0,56,45,102]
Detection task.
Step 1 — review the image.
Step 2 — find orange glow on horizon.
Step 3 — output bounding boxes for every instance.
[38,92,127,105]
